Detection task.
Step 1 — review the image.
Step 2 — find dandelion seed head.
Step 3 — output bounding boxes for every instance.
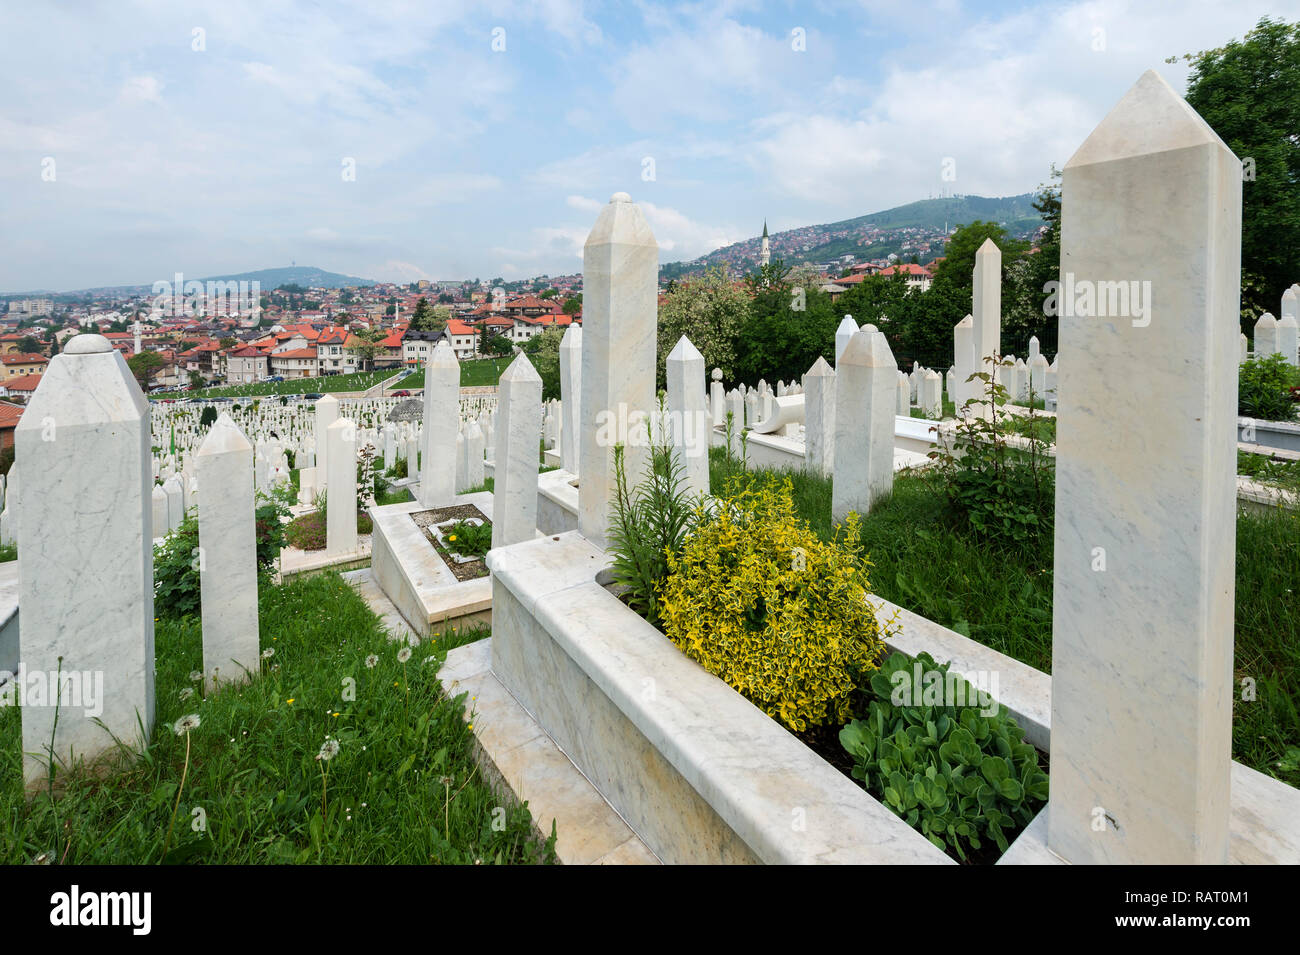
[173,713,201,735]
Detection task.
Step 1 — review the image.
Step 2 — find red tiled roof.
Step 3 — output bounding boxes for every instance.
[5,373,43,392]
[272,348,319,360]
[0,353,47,365]
[878,264,931,277]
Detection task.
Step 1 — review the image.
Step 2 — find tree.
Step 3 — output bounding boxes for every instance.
[1004,169,1062,357]
[482,332,513,356]
[127,351,164,390]
[16,335,42,355]
[523,327,563,400]
[189,370,204,390]
[1178,17,1300,324]
[929,221,1028,297]
[734,261,839,386]
[539,288,558,300]
[408,297,430,327]
[561,296,582,315]
[351,328,385,370]
[656,265,750,385]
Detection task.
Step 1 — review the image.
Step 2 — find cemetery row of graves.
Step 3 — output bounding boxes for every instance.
[1,71,1298,865]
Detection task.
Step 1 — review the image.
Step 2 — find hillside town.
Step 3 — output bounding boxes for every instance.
[0,278,587,399]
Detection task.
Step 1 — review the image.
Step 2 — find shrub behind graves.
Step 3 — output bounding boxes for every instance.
[1239,353,1298,421]
[659,477,886,732]
[933,362,1054,549]
[607,414,697,629]
[840,651,1048,861]
[154,500,289,618]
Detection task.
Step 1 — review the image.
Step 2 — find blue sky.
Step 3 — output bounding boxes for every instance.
[1,0,1294,291]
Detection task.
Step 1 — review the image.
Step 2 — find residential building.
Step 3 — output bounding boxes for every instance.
[226,346,270,384]
[0,353,49,380]
[269,348,319,379]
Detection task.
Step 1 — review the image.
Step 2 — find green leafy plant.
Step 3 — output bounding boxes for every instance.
[607,404,697,628]
[661,476,886,732]
[386,457,409,479]
[931,358,1054,548]
[1239,353,1299,422]
[155,500,289,618]
[442,519,491,559]
[840,651,1048,861]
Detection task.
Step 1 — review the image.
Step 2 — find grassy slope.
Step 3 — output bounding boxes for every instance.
[1,573,553,864]
[154,369,398,400]
[710,448,1300,787]
[402,356,512,391]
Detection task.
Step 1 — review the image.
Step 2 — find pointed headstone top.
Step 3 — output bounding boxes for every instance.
[560,324,582,348]
[957,314,973,327]
[806,355,835,378]
[977,237,1000,255]
[430,339,459,369]
[836,316,858,335]
[1066,69,1235,170]
[197,412,252,456]
[318,394,339,407]
[585,192,656,249]
[1256,312,1277,327]
[667,335,703,363]
[840,328,894,368]
[501,352,542,383]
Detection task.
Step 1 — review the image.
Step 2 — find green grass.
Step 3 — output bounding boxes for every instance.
[374,482,412,507]
[709,447,1300,787]
[154,369,398,401]
[1238,450,1300,492]
[0,572,555,864]
[403,356,513,391]
[909,399,956,421]
[0,543,15,563]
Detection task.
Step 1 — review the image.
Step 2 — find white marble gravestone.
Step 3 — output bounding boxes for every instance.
[559,324,583,474]
[832,328,895,521]
[835,316,858,366]
[1049,69,1240,865]
[1254,312,1277,360]
[326,417,358,556]
[804,356,835,478]
[15,334,154,787]
[196,413,259,691]
[952,314,975,410]
[972,238,1002,382]
[578,193,657,549]
[314,395,339,491]
[493,354,543,548]
[420,341,459,507]
[666,335,709,498]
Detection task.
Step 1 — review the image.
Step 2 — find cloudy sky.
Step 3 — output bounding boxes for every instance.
[1,0,1293,291]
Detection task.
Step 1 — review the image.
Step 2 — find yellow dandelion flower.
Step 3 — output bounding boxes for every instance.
[287,698,295,704]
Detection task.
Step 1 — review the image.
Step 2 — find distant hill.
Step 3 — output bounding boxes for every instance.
[662,193,1044,281]
[9,265,379,299]
[198,266,377,290]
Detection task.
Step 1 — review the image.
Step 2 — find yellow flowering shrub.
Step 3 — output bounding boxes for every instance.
[659,478,887,733]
